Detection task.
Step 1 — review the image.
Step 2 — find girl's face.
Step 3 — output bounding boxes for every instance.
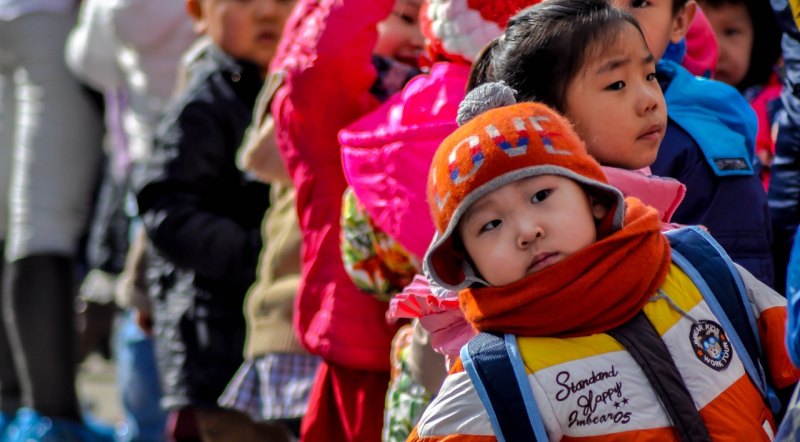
[563,23,667,170]
[457,175,606,287]
[702,2,753,87]
[375,0,425,67]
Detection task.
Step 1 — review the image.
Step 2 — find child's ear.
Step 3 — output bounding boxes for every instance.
[185,0,208,35]
[669,0,697,44]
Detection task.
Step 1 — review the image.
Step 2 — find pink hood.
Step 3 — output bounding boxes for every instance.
[602,166,685,223]
[340,62,470,259]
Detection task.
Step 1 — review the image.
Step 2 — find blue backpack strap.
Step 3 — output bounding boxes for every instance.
[666,226,780,412]
[461,332,548,441]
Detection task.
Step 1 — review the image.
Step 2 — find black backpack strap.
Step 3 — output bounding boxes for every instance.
[461,332,548,442]
[607,312,711,441]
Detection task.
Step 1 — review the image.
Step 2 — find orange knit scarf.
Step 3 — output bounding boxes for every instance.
[459,198,671,337]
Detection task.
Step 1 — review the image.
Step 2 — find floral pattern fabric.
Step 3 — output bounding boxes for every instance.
[382,324,432,442]
[340,187,420,301]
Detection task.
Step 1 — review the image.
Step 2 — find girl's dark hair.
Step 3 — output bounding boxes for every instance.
[468,0,645,112]
[699,0,782,90]
[673,0,691,15]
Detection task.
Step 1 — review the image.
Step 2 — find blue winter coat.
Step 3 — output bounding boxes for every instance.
[776,228,800,441]
[653,60,774,287]
[785,228,800,366]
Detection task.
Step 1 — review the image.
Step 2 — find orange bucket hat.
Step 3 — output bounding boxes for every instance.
[425,90,625,290]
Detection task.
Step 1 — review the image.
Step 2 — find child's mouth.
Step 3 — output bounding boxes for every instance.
[528,252,559,273]
[637,123,663,142]
[257,30,278,44]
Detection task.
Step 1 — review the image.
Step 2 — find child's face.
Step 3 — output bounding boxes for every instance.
[457,175,607,287]
[611,0,696,60]
[188,0,296,72]
[375,0,424,67]
[702,2,753,86]
[563,23,667,170]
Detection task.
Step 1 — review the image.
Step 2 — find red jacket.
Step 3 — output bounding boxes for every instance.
[270,0,399,371]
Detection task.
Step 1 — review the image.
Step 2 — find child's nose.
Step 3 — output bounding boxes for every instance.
[637,86,660,116]
[410,28,424,51]
[517,220,544,248]
[255,0,281,19]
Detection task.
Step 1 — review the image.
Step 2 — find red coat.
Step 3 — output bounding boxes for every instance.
[270,0,399,371]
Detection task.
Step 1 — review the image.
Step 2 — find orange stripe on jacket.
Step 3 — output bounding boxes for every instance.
[758,306,800,389]
[699,375,775,440]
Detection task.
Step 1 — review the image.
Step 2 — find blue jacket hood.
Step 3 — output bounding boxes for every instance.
[659,59,757,177]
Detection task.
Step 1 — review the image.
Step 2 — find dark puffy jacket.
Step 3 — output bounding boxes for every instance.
[132,43,270,408]
[769,0,800,294]
[653,60,774,287]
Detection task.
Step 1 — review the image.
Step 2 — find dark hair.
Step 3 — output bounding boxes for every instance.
[468,0,645,112]
[672,0,691,15]
[698,0,782,90]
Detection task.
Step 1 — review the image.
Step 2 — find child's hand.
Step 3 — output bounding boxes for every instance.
[135,309,154,336]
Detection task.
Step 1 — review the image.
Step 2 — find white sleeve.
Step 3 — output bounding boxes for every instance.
[733,263,786,319]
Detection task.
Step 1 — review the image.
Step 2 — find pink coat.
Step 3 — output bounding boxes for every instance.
[340,62,470,259]
[270,0,398,371]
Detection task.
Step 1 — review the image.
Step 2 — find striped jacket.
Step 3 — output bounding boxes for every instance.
[409,263,797,441]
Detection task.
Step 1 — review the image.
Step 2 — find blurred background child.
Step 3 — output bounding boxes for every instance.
[268,0,429,439]
[132,0,293,440]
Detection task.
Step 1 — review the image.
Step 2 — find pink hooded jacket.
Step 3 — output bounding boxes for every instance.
[340,62,469,259]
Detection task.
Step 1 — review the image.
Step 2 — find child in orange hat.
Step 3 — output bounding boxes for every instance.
[407,88,797,440]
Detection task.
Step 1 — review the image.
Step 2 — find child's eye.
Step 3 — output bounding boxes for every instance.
[531,189,552,203]
[723,27,742,38]
[630,0,651,8]
[605,81,625,91]
[479,219,502,233]
[393,12,417,25]
[646,72,657,81]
